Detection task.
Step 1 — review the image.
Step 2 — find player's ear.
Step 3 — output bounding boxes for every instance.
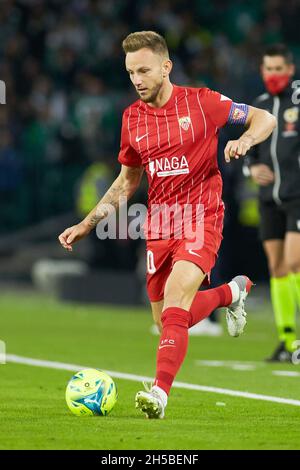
[162,59,172,77]
[288,63,295,77]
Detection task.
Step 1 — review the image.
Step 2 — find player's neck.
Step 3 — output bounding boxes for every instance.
[147,81,174,108]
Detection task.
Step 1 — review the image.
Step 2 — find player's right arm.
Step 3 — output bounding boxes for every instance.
[58,164,143,251]
[59,108,143,251]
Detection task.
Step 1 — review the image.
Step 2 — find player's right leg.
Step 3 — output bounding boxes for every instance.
[137,240,253,418]
[136,261,254,418]
[136,259,207,419]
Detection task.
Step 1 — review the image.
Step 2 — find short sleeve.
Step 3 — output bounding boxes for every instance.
[200,88,249,128]
[118,110,142,167]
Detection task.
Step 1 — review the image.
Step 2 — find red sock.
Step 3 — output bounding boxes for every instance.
[189,284,232,328]
[154,307,189,395]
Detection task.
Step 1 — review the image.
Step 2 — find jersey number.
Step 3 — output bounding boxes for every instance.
[147,250,157,274]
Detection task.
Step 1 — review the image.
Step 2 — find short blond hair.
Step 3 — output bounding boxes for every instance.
[122,31,169,59]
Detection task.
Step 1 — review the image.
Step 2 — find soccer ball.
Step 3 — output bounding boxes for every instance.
[65,368,117,416]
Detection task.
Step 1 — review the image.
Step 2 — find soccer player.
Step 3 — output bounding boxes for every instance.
[58,31,276,418]
[246,44,300,362]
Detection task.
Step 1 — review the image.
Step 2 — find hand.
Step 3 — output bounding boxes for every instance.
[58,222,91,252]
[224,135,254,163]
[250,164,275,186]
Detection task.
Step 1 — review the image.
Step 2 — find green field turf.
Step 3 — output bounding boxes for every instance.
[0,289,300,450]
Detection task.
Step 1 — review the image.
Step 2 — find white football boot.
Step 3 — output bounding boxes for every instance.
[226,275,253,337]
[135,383,166,419]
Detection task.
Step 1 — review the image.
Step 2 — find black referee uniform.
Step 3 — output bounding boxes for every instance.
[246,85,300,240]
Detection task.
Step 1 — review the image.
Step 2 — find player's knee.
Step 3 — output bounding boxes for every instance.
[286,260,300,274]
[268,260,287,278]
[164,278,191,305]
[163,290,184,308]
[161,306,190,329]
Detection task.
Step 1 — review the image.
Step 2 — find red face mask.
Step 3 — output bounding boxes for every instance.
[264,73,291,95]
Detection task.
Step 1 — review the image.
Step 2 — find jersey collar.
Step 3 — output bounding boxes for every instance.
[140,84,180,113]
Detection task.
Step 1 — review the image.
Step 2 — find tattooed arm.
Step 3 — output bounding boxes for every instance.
[58,165,144,251]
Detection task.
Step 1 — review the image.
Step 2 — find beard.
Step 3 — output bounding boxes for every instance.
[138,80,163,103]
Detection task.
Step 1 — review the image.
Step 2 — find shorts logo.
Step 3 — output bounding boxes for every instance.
[178,116,191,131]
[149,155,189,178]
[188,249,202,258]
[297,220,300,231]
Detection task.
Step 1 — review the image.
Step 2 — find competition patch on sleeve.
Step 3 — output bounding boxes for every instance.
[228,103,249,125]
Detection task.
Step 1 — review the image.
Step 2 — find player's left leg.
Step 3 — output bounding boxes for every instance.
[150,281,247,336]
[188,276,253,337]
[172,237,253,337]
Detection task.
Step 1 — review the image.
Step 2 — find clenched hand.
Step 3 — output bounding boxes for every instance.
[224,135,255,163]
[58,222,91,252]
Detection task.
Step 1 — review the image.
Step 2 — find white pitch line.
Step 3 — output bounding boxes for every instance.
[195,360,262,367]
[272,371,300,378]
[6,354,300,408]
[195,360,260,371]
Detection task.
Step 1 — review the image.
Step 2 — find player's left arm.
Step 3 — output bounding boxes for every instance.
[224,106,277,163]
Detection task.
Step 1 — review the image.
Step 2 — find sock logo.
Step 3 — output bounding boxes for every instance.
[159,339,176,349]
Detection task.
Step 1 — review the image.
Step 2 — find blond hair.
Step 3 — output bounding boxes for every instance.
[122,31,169,59]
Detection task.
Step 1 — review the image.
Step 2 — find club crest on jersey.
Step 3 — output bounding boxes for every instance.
[178,116,191,131]
[283,107,299,137]
[284,107,298,123]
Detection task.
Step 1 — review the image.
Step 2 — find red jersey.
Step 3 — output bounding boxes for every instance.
[118,85,248,240]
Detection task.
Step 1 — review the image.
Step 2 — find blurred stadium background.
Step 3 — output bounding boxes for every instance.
[1,0,300,450]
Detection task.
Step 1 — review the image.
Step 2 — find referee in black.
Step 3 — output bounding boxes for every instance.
[246,44,300,362]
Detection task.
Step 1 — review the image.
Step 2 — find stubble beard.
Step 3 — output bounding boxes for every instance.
[138,80,163,104]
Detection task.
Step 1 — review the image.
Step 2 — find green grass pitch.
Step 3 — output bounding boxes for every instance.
[0,290,299,450]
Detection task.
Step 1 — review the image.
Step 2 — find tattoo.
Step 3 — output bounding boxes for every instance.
[87,185,128,229]
[88,213,107,229]
[85,167,143,229]
[104,184,126,208]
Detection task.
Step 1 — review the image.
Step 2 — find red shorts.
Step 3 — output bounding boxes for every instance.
[146,225,223,302]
